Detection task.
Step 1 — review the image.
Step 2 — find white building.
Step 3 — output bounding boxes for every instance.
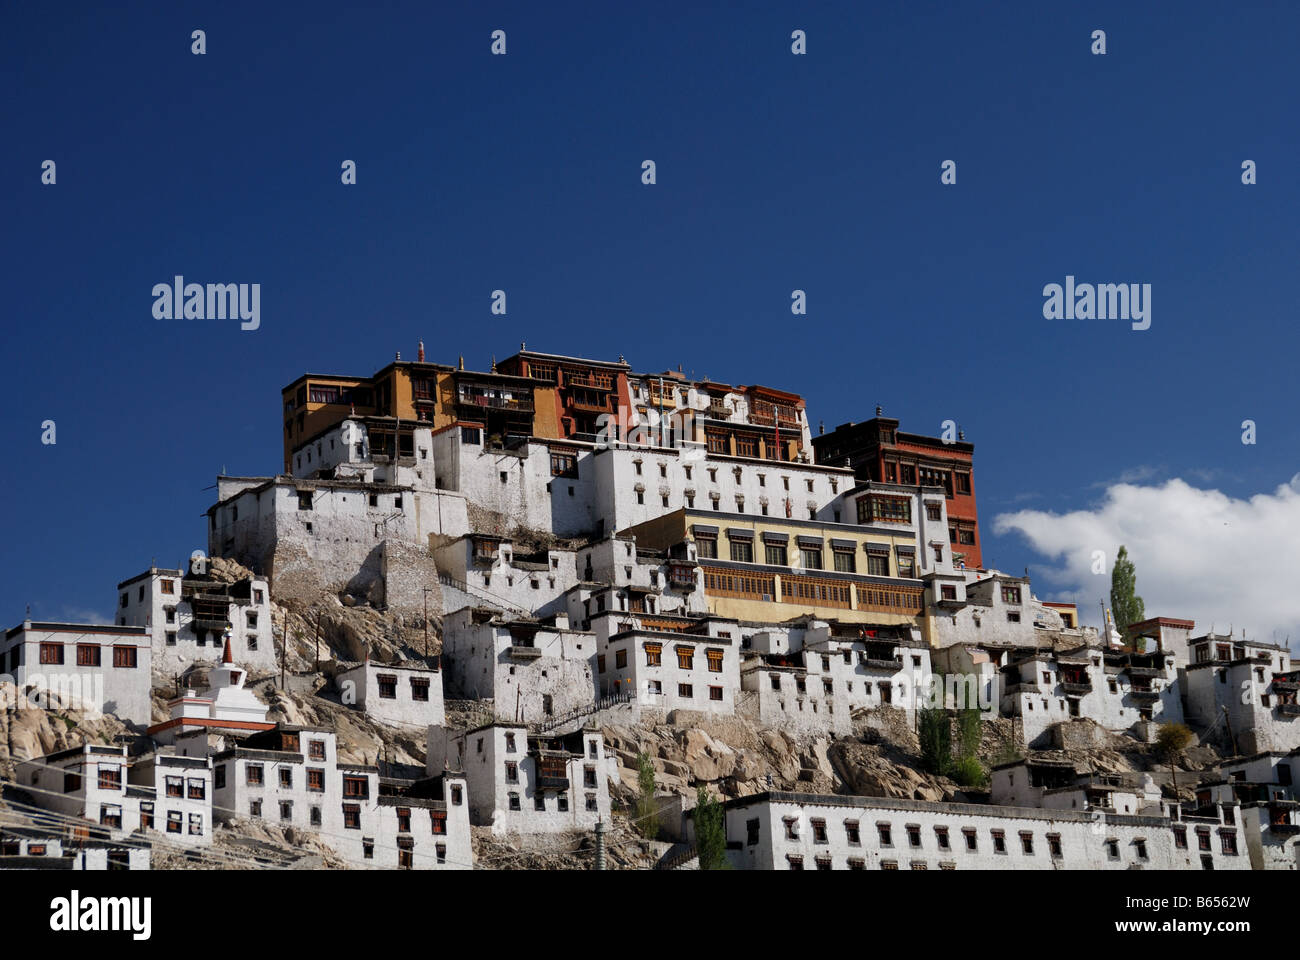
[706,790,1250,871]
[434,533,578,617]
[439,607,596,723]
[1201,752,1300,869]
[117,564,276,676]
[1182,633,1299,754]
[427,723,611,835]
[15,744,213,850]
[127,753,214,847]
[207,424,464,608]
[590,609,742,717]
[210,725,471,870]
[335,659,444,729]
[0,828,150,870]
[1,621,152,726]
[999,643,1183,747]
[742,620,932,735]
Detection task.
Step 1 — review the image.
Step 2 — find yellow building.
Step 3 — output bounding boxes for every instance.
[622,508,924,627]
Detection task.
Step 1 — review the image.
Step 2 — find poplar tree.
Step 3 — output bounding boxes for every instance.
[1110,545,1146,636]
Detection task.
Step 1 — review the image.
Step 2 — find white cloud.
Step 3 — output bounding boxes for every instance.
[993,475,1300,648]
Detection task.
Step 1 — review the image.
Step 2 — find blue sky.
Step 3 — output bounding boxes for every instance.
[4,1,1297,639]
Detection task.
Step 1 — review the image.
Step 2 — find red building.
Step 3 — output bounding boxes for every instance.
[497,348,633,441]
[812,411,982,569]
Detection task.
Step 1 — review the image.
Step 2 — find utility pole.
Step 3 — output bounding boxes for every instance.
[423,587,432,659]
[1222,705,1237,757]
[594,819,606,870]
[280,608,287,691]
[313,609,322,673]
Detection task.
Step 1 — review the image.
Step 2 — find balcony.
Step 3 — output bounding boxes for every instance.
[707,401,730,419]
[456,391,534,413]
[1061,681,1092,696]
[506,646,543,661]
[861,656,904,672]
[1272,675,1300,691]
[1128,689,1160,704]
[1268,822,1300,837]
[1127,666,1163,679]
[1278,703,1300,718]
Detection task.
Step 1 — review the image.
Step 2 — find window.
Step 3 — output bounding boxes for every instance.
[506,761,518,784]
[250,799,262,817]
[833,549,855,573]
[187,778,206,800]
[165,811,182,834]
[309,739,326,760]
[1134,838,1148,861]
[963,828,977,851]
[867,553,890,577]
[934,826,950,849]
[396,807,412,832]
[278,768,293,789]
[558,793,569,812]
[113,646,138,669]
[615,649,628,669]
[307,769,325,793]
[1173,826,1187,849]
[62,771,81,793]
[98,766,123,791]
[505,733,516,753]
[1196,828,1211,851]
[343,776,369,799]
[787,855,804,871]
[906,825,921,848]
[431,811,447,835]
[166,630,177,646]
[189,813,204,836]
[509,793,521,811]
[644,643,662,666]
[677,647,694,670]
[940,584,957,601]
[343,804,361,829]
[77,644,101,666]
[451,785,463,806]
[378,674,397,699]
[748,818,762,845]
[1221,831,1238,855]
[534,794,546,811]
[246,763,264,786]
[696,537,718,559]
[729,540,753,563]
[39,643,64,665]
[1001,585,1022,604]
[1019,832,1034,854]
[800,548,822,569]
[1047,833,1063,859]
[991,830,1006,854]
[678,683,693,698]
[955,473,971,495]
[877,823,892,846]
[297,491,313,511]
[1106,839,1120,861]
[812,818,828,844]
[706,648,724,673]
[765,543,788,565]
[709,686,723,701]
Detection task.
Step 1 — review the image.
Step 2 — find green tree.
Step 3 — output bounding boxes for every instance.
[635,752,658,840]
[918,707,952,776]
[1156,722,1195,796]
[951,707,987,787]
[694,787,727,870]
[1110,545,1146,637]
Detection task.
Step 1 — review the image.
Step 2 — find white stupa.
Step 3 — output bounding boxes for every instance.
[148,636,274,744]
